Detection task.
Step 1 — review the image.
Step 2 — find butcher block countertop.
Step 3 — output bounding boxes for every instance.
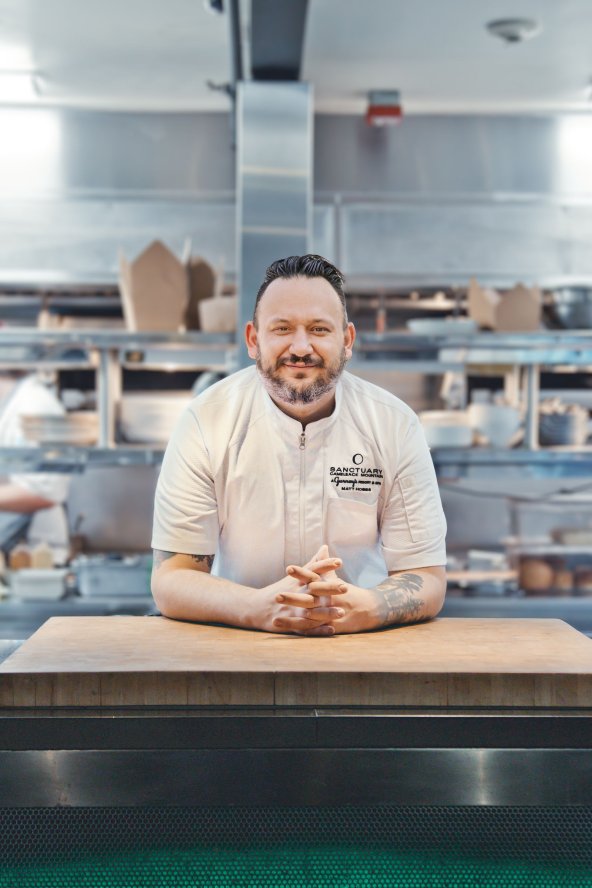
[2,616,592,708]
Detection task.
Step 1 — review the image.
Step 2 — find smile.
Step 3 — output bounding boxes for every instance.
[282,361,322,369]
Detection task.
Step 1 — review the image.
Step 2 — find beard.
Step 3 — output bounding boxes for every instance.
[256,349,347,405]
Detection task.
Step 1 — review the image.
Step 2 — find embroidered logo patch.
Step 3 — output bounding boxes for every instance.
[329,456,384,492]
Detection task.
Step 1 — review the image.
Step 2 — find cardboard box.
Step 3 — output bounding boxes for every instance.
[185,256,219,330]
[468,278,542,332]
[119,240,189,332]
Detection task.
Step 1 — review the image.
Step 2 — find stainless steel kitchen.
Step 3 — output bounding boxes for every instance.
[2,1,592,884]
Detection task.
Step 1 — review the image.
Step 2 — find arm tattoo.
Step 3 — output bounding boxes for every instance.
[152,550,214,571]
[371,572,426,627]
[192,554,214,569]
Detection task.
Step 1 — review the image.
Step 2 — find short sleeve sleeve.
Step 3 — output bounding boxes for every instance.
[379,416,447,571]
[151,406,219,555]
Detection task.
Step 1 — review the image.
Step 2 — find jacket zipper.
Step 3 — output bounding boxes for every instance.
[299,429,306,563]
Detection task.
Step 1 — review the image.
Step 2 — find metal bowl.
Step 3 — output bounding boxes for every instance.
[545,287,592,329]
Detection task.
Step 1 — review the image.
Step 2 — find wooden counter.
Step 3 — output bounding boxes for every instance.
[2,616,592,708]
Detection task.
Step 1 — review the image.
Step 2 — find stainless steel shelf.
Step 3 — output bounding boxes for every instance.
[442,595,592,636]
[2,328,591,473]
[433,447,592,478]
[4,444,592,476]
[0,446,165,472]
[357,330,592,367]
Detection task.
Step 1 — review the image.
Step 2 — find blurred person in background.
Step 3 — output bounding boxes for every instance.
[0,371,70,561]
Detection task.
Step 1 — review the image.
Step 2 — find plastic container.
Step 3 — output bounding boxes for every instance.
[72,554,152,598]
[9,568,68,600]
[419,410,473,448]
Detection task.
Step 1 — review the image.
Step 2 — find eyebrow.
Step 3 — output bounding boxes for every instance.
[268,317,335,325]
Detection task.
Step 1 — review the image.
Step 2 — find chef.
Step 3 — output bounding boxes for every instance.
[152,254,446,635]
[0,372,70,560]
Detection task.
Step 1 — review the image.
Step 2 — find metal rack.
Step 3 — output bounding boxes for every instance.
[1,327,591,475]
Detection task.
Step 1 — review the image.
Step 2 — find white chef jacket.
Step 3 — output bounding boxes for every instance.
[152,367,447,589]
[0,375,70,552]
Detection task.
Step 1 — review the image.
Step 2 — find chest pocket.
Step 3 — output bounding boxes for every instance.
[326,497,378,550]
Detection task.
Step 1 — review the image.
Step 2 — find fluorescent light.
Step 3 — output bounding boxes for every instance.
[0,71,40,103]
[0,45,33,72]
[0,108,61,194]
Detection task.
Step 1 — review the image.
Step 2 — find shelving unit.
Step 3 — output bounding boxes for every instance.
[1,327,591,474]
[0,328,235,448]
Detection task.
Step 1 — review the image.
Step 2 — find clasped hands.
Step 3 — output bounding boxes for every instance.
[265,544,367,637]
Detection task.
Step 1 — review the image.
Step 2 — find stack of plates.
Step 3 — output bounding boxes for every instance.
[119,393,192,444]
[20,412,99,446]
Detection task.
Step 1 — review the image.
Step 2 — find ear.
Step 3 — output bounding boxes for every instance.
[245,321,258,359]
[343,322,356,360]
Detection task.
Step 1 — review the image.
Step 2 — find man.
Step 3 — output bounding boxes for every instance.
[152,254,446,635]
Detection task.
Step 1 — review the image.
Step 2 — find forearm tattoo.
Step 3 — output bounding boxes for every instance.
[371,572,426,626]
[152,550,214,570]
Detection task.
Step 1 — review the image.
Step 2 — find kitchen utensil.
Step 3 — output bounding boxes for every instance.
[544,287,592,329]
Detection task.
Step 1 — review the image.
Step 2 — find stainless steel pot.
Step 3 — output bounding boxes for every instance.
[545,287,592,329]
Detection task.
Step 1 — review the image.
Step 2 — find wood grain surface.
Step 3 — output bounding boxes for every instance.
[2,616,592,708]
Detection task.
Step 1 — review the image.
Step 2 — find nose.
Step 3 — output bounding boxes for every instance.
[288,327,313,356]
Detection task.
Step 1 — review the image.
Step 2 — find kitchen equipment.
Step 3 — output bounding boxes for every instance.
[419,410,473,447]
[72,553,152,598]
[545,287,592,329]
[467,402,521,448]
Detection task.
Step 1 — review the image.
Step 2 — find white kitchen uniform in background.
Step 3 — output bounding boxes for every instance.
[152,367,446,589]
[0,375,70,558]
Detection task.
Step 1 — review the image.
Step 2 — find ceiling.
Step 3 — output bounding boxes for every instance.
[1,0,591,114]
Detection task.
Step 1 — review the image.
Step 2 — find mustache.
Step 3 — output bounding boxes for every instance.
[278,356,324,368]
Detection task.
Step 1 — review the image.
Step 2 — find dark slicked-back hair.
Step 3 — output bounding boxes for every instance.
[253,254,348,328]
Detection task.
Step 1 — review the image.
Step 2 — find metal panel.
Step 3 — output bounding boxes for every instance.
[1,749,591,807]
[339,201,592,281]
[236,82,312,366]
[314,114,592,197]
[0,198,235,286]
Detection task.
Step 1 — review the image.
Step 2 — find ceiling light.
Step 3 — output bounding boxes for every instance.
[0,71,41,102]
[486,18,541,44]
